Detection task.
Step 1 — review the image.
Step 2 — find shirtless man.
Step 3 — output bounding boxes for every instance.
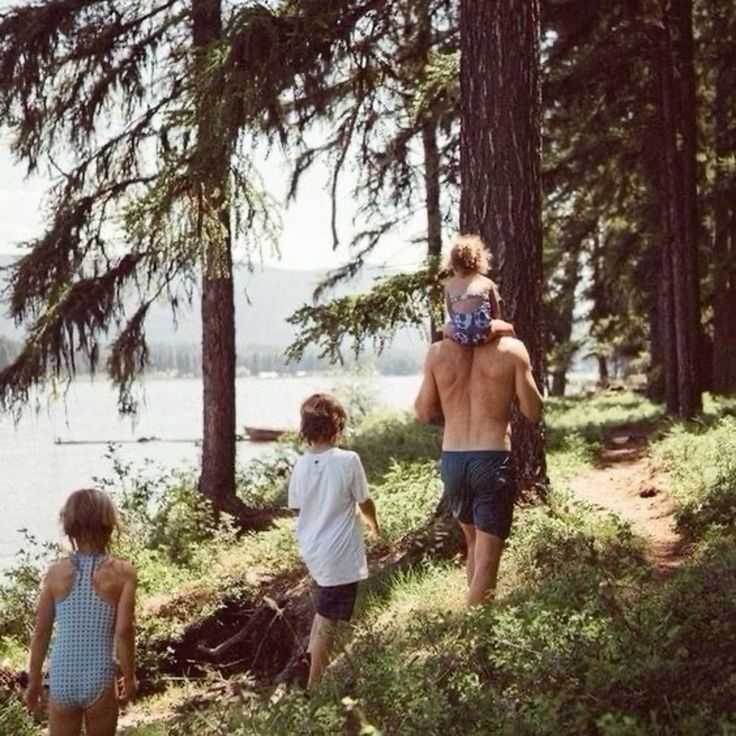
[414,335,543,606]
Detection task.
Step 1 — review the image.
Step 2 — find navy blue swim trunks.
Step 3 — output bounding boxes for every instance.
[440,450,517,539]
[313,581,359,621]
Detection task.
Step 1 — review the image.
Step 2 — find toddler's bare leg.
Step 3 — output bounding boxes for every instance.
[307,613,336,690]
[48,702,83,736]
[83,682,118,736]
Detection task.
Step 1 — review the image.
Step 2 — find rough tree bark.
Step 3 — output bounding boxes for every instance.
[550,252,581,397]
[417,0,444,341]
[192,0,241,515]
[423,119,443,338]
[711,55,736,394]
[651,4,702,419]
[459,0,546,494]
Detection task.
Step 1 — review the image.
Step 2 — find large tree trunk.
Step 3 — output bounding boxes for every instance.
[672,0,704,395]
[417,0,444,341]
[711,62,736,394]
[193,0,241,515]
[651,6,702,419]
[459,0,546,494]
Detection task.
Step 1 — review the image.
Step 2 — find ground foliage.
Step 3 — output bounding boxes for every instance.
[1,396,735,734]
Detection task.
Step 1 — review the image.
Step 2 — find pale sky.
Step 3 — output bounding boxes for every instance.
[0,133,429,273]
[0,0,432,274]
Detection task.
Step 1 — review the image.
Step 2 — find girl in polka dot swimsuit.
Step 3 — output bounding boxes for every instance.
[25,489,137,736]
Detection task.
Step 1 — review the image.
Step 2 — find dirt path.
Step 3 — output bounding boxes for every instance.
[568,429,685,578]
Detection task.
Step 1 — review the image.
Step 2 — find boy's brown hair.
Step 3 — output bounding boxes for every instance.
[60,488,121,551]
[300,393,347,445]
[449,234,491,274]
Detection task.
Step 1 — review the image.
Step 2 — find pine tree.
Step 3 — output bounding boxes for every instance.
[0,0,379,515]
[459,0,547,493]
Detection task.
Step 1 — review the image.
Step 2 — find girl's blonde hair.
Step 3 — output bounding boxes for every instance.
[60,488,120,551]
[449,234,491,274]
[299,393,347,445]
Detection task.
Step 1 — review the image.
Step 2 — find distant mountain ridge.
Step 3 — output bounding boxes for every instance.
[0,255,427,357]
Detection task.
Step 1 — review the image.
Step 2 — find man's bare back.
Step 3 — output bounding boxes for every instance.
[415,336,543,449]
[414,335,543,607]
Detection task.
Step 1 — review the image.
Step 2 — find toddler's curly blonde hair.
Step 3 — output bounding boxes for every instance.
[449,234,490,274]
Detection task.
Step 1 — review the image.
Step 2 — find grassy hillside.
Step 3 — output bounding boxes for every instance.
[1,394,735,736]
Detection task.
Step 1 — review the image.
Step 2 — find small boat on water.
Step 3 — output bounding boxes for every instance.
[243,426,288,442]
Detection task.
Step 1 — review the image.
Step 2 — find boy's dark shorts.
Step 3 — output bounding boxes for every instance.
[440,450,517,539]
[313,581,359,621]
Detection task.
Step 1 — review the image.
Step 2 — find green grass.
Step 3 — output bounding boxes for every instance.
[6,394,736,736]
[652,414,736,544]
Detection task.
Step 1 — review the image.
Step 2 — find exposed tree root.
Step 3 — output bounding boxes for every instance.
[140,513,464,692]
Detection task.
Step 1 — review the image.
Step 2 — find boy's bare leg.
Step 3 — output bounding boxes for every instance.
[466,529,504,607]
[441,322,456,340]
[83,682,118,736]
[48,702,83,736]
[307,614,336,689]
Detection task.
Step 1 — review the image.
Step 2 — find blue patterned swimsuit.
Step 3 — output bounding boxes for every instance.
[48,553,117,709]
[448,290,493,346]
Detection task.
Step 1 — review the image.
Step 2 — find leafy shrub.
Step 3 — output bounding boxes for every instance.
[97,452,226,563]
[654,416,736,542]
[0,698,38,736]
[210,491,736,736]
[235,443,299,508]
[0,533,61,642]
[371,461,442,543]
[346,411,441,483]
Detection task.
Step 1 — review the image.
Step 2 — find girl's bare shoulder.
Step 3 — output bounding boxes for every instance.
[100,556,136,581]
[43,557,75,598]
[45,557,74,580]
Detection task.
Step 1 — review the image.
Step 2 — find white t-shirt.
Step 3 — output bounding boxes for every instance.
[288,447,370,586]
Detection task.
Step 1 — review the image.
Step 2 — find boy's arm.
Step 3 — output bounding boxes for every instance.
[25,570,55,711]
[358,498,380,537]
[114,564,137,702]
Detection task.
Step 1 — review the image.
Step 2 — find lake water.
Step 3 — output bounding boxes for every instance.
[0,373,422,572]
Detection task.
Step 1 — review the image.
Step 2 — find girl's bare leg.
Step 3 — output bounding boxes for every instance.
[48,701,83,736]
[83,682,118,736]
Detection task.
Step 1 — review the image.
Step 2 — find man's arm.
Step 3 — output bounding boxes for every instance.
[414,347,441,424]
[513,341,544,422]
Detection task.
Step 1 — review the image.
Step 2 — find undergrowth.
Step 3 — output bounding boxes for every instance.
[3,394,735,736]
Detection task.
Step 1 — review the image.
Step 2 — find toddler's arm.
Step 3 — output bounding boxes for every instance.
[114,563,138,702]
[25,569,55,711]
[358,498,380,537]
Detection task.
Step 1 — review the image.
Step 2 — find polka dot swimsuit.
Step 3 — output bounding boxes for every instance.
[48,553,116,708]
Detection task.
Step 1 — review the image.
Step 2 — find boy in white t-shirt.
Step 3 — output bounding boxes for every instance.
[288,393,380,689]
